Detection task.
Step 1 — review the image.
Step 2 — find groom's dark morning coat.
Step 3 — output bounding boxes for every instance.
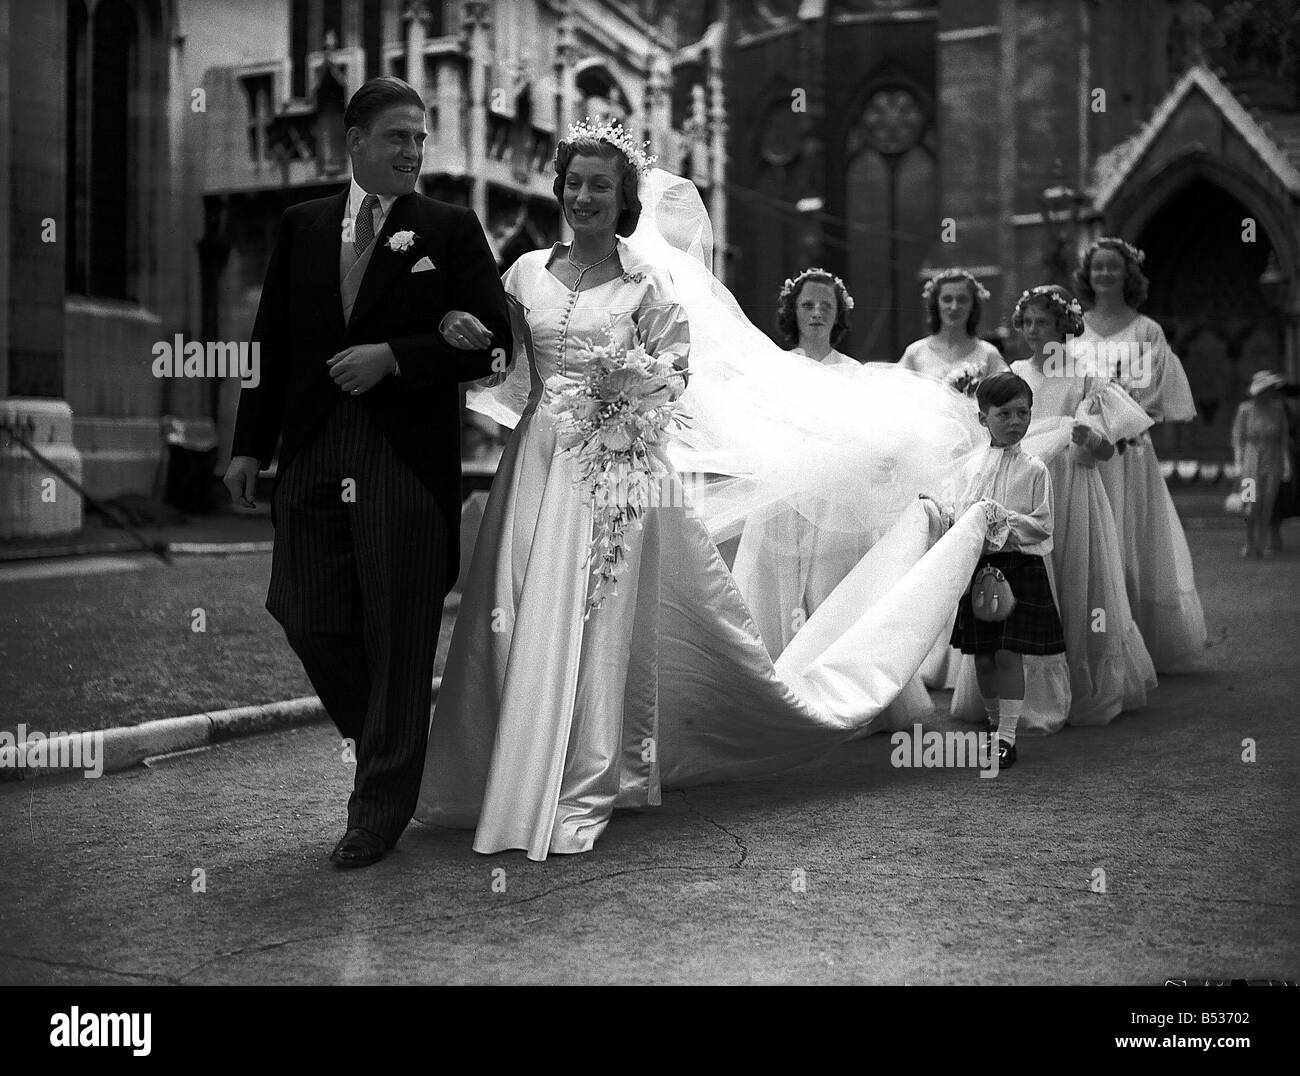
[231,188,512,842]
[232,189,512,592]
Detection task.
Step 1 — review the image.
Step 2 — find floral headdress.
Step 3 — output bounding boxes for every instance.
[1090,236,1146,266]
[921,268,991,304]
[1012,284,1085,335]
[565,118,657,177]
[777,267,856,311]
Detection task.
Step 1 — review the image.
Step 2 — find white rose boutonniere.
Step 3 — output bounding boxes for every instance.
[386,230,417,254]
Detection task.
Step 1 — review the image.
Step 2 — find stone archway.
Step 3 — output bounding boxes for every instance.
[573,61,632,124]
[1111,166,1293,458]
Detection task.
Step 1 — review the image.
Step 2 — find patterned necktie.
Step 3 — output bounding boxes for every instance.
[353,193,378,257]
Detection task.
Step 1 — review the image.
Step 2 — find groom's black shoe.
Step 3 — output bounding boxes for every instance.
[330,828,391,869]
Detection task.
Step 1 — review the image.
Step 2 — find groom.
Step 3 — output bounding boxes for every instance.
[224,76,511,867]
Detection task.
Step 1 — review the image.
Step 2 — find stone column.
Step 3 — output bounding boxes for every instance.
[708,39,728,279]
[435,56,463,163]
[688,83,708,189]
[1284,288,1300,384]
[405,1,431,108]
[996,0,1018,318]
[0,0,10,401]
[646,51,672,172]
[1,0,83,536]
[795,0,828,269]
[553,6,576,243]
[553,5,576,137]
[463,1,491,225]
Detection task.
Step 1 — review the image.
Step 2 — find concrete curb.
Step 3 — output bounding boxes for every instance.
[0,539,154,562]
[0,538,275,563]
[0,679,443,782]
[167,541,274,555]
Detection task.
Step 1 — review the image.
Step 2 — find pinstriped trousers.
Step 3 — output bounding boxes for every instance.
[268,396,448,844]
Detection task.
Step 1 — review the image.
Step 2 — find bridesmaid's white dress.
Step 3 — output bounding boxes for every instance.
[1077,313,1207,673]
[414,241,994,860]
[897,336,1008,382]
[732,347,874,660]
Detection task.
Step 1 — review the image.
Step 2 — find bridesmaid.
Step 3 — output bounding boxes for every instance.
[777,267,859,368]
[734,268,865,658]
[899,268,1008,388]
[1075,237,1207,673]
[902,269,1006,690]
[1009,284,1156,725]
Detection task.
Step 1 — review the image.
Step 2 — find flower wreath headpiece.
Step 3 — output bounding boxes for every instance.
[921,268,991,304]
[564,118,658,178]
[1013,284,1084,331]
[1091,236,1146,266]
[778,267,856,312]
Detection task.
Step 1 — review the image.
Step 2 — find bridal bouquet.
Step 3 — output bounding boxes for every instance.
[945,361,985,397]
[547,334,689,618]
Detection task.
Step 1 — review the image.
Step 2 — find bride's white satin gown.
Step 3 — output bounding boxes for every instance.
[414,245,991,861]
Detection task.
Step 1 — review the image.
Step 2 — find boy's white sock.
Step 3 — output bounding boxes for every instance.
[997,698,1024,745]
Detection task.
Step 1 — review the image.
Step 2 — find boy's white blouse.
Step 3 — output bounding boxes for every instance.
[955,442,1054,556]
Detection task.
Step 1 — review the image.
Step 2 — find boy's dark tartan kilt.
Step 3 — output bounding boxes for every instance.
[951,551,1066,655]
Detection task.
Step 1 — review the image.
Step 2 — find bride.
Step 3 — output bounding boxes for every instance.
[414,120,993,860]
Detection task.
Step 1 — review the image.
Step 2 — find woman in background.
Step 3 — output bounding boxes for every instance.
[1232,370,1292,558]
[899,268,1008,389]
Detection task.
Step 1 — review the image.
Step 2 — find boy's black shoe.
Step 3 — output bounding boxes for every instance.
[996,737,1017,769]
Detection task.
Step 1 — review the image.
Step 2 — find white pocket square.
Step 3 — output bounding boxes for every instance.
[410,256,436,273]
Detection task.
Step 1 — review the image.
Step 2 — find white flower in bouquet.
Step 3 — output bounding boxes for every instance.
[547,333,689,618]
[944,361,984,397]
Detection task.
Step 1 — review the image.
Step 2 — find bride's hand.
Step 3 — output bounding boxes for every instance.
[665,365,690,400]
[440,311,492,350]
[917,494,953,534]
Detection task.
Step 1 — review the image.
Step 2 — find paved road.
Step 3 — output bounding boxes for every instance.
[1,526,1296,984]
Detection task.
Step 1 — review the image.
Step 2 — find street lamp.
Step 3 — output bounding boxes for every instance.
[1259,250,1287,310]
[1041,158,1087,285]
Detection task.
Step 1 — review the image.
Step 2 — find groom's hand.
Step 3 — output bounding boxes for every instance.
[440,311,492,350]
[328,343,397,395]
[224,455,261,509]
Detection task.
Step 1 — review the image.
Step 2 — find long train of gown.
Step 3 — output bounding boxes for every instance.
[949,370,1157,729]
[730,356,984,729]
[418,487,991,859]
[413,247,992,860]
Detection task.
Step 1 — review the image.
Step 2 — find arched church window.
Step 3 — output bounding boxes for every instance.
[845,84,934,359]
[66,0,137,299]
